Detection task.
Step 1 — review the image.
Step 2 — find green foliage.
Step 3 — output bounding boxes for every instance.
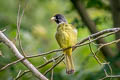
[0,0,117,80]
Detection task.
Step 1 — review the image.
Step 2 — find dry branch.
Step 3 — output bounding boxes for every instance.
[0,58,23,71]
[44,55,65,75]
[0,31,48,80]
[16,0,27,57]
[100,75,120,80]
[15,54,63,79]
[1,28,120,72]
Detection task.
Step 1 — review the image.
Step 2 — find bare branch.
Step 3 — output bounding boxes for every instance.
[0,58,23,71]
[15,70,22,80]
[100,75,120,80]
[96,38,120,55]
[74,28,120,49]
[51,69,54,80]
[88,37,102,64]
[15,54,63,79]
[44,55,65,75]
[88,36,116,80]
[0,31,48,80]
[15,0,27,57]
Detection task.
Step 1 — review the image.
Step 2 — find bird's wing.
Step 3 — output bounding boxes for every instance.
[67,24,77,46]
[55,30,70,48]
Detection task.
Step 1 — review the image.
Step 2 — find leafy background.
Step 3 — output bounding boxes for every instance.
[0,0,118,80]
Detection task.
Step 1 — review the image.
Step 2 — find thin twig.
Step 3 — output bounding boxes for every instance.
[0,58,23,71]
[100,75,120,80]
[14,70,22,80]
[44,55,65,75]
[73,28,120,50]
[16,0,27,57]
[51,69,54,80]
[43,57,48,62]
[95,38,120,55]
[15,54,64,80]
[88,37,113,80]
[91,31,118,46]
[1,29,6,33]
[50,61,55,80]
[88,37,102,64]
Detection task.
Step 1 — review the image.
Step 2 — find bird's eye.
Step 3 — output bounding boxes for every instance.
[56,16,60,19]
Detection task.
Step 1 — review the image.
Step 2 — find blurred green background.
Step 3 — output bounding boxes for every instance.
[0,0,119,80]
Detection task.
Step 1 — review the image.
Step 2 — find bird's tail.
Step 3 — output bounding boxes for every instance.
[64,48,74,74]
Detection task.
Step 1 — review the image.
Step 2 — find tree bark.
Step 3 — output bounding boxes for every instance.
[110,0,120,53]
[70,0,115,58]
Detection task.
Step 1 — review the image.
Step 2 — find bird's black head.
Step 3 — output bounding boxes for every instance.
[51,14,67,24]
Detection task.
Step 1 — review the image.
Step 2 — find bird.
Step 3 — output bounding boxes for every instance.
[51,14,77,74]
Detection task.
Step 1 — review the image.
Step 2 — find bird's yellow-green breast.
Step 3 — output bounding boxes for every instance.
[55,23,77,49]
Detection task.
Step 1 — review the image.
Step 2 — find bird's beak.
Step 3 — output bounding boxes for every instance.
[51,17,56,21]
